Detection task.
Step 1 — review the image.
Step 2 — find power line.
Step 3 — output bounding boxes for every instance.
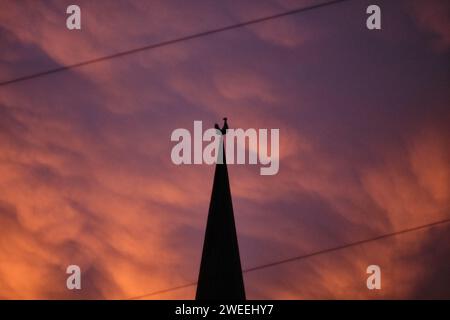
[0,0,352,87]
[243,217,450,273]
[127,282,198,300]
[127,216,450,299]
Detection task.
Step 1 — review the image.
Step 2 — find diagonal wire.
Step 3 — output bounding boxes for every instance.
[0,0,352,87]
[127,216,450,299]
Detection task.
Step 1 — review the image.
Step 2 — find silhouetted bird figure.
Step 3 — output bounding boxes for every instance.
[197,116,245,300]
[214,117,229,135]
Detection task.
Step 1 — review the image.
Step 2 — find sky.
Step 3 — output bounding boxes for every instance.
[0,0,449,299]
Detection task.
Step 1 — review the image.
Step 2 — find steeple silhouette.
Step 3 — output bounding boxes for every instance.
[196,118,246,300]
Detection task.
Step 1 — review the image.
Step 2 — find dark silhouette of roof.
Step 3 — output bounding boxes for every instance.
[196,118,246,300]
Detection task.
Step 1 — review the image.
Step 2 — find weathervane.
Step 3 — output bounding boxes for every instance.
[214,117,229,135]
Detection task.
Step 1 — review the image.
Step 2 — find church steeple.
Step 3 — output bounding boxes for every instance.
[196,118,246,300]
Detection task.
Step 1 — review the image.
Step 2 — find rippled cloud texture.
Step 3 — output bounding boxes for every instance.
[0,0,449,299]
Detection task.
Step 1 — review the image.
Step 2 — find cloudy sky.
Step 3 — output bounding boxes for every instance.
[0,0,449,299]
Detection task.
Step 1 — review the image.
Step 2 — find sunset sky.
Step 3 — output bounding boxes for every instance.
[0,0,449,299]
